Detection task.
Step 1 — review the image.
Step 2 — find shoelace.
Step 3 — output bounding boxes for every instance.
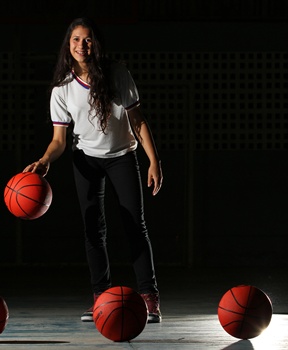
[141,294,160,314]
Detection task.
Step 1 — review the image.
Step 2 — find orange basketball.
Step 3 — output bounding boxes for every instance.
[93,286,148,342]
[4,172,52,220]
[218,285,273,339]
[0,296,9,334]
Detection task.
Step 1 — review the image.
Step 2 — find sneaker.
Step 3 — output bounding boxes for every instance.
[141,293,162,323]
[81,293,101,322]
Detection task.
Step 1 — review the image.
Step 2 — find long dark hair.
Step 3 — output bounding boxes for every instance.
[50,17,113,132]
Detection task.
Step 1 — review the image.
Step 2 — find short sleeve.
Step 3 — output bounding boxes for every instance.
[50,86,71,127]
[112,63,140,110]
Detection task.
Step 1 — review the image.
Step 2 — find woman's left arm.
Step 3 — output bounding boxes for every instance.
[128,106,163,196]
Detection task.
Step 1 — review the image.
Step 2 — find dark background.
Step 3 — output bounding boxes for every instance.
[0,0,288,269]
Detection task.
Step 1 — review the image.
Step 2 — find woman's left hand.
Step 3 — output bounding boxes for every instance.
[148,160,163,196]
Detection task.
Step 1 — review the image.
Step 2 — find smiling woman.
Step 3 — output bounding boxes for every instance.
[69,26,92,81]
[23,17,163,324]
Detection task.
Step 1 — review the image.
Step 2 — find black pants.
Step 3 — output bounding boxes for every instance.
[72,150,158,294]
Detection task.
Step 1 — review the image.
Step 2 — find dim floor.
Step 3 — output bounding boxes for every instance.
[0,265,288,349]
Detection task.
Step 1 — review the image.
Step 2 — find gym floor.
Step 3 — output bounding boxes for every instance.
[1,265,288,350]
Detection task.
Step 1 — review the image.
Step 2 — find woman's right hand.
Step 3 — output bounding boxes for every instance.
[23,159,50,177]
[23,126,66,177]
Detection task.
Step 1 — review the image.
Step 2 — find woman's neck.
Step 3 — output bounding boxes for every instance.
[73,64,89,83]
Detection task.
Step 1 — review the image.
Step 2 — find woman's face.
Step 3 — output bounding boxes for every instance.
[69,25,92,65]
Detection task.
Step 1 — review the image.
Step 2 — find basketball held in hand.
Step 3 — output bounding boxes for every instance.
[4,172,53,220]
[218,284,273,339]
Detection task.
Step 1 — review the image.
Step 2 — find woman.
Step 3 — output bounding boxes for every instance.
[23,17,163,323]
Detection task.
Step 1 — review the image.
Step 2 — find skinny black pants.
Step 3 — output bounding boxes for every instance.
[72,150,158,294]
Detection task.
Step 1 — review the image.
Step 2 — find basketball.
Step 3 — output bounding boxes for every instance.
[4,172,53,220]
[93,286,148,342]
[0,296,9,334]
[218,285,273,339]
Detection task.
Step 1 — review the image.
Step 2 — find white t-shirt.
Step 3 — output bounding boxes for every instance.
[50,62,140,158]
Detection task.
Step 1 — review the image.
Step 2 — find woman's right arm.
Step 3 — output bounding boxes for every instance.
[23,126,67,176]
